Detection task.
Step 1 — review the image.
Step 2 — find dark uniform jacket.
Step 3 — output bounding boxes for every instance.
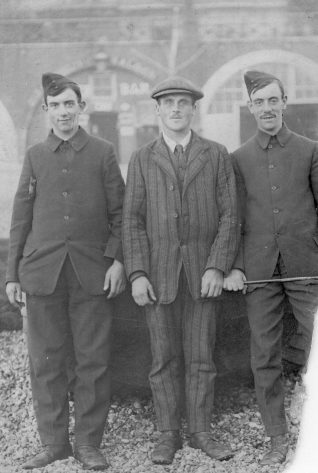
[123,132,239,304]
[6,127,125,295]
[232,123,318,281]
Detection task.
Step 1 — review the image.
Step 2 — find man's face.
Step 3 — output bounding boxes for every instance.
[43,88,85,138]
[248,82,287,135]
[156,93,196,135]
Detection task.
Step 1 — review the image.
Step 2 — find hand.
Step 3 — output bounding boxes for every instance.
[201,268,224,298]
[6,282,24,309]
[132,276,157,306]
[223,269,247,294]
[103,260,126,299]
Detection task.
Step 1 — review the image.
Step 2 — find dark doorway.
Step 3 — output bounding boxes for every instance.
[136,125,159,148]
[89,111,119,157]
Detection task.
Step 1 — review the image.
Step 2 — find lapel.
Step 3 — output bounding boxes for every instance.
[183,132,210,195]
[148,136,178,183]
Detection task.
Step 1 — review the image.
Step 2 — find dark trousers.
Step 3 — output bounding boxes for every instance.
[246,256,318,436]
[26,256,112,447]
[145,268,217,433]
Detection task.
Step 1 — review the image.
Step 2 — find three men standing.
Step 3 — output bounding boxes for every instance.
[225,70,318,466]
[7,69,315,470]
[6,73,125,470]
[123,77,238,464]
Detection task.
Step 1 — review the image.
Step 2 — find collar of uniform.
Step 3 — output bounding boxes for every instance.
[46,126,89,152]
[256,122,291,149]
[162,130,192,152]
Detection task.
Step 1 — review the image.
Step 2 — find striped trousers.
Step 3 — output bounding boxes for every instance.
[145,268,217,433]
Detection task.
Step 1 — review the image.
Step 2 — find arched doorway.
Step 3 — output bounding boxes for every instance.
[0,102,20,237]
[200,50,318,151]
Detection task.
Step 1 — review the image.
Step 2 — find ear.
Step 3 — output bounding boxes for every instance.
[42,103,48,112]
[155,102,160,116]
[282,95,287,110]
[247,100,253,115]
[79,101,86,112]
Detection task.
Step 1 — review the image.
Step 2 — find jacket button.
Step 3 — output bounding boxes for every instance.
[62,168,68,173]
[173,213,178,218]
[269,164,275,169]
[64,215,70,221]
[62,191,68,197]
[271,186,278,191]
[273,209,279,214]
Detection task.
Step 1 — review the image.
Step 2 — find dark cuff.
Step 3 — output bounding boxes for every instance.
[130,271,147,283]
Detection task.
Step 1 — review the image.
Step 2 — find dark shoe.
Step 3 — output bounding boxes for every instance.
[260,434,289,466]
[74,446,109,470]
[151,431,182,465]
[22,444,72,469]
[190,432,234,461]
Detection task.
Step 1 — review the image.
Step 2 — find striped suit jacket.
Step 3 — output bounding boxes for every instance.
[123,132,239,304]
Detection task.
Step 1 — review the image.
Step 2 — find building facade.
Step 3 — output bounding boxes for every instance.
[1,0,318,168]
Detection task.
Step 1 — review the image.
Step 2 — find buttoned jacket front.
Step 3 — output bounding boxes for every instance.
[232,124,318,281]
[6,127,125,295]
[123,132,239,303]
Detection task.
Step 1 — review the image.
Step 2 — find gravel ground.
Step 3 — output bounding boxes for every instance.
[0,330,301,473]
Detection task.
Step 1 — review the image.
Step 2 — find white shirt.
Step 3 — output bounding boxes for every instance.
[162,131,192,153]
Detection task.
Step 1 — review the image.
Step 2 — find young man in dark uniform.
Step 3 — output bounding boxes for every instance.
[123,76,239,464]
[6,73,125,470]
[224,70,318,466]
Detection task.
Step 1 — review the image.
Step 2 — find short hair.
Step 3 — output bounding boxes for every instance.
[250,78,285,99]
[44,83,82,105]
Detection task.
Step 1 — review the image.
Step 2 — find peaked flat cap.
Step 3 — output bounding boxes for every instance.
[151,76,204,101]
[42,72,80,97]
[244,70,280,96]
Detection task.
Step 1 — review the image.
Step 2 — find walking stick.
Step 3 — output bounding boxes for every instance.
[245,276,318,284]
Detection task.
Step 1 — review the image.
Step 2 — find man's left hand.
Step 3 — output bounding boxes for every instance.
[201,268,224,298]
[103,260,126,298]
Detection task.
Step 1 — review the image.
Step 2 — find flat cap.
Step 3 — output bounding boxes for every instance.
[151,76,203,101]
[244,70,279,97]
[42,72,80,98]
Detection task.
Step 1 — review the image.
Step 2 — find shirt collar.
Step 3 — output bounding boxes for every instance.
[256,122,292,149]
[46,126,89,152]
[162,130,192,153]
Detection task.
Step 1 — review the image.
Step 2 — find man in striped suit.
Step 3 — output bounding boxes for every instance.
[123,77,239,464]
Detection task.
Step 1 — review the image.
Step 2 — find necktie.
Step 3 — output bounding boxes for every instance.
[174,144,187,185]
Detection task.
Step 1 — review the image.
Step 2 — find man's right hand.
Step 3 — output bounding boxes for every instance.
[132,276,157,306]
[223,269,247,294]
[6,282,24,309]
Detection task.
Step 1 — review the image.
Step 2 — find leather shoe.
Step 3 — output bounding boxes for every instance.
[74,445,109,470]
[260,434,288,466]
[190,432,234,461]
[22,444,72,469]
[151,430,182,465]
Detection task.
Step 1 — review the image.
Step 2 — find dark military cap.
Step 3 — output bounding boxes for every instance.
[42,72,81,101]
[244,70,280,97]
[151,76,204,101]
